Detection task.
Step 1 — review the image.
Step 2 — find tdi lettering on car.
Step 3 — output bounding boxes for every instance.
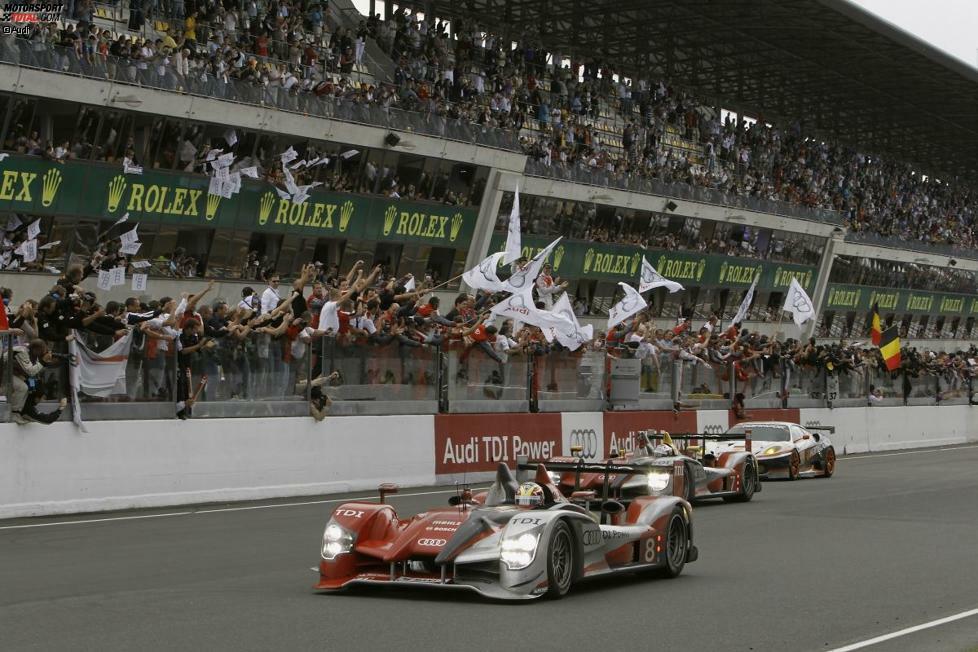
[434,414,562,474]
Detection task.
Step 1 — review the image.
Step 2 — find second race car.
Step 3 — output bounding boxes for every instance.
[547,431,760,505]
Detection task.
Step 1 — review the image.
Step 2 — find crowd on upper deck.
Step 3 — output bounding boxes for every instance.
[2,2,975,256]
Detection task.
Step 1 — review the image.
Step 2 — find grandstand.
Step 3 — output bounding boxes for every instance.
[0,0,975,420]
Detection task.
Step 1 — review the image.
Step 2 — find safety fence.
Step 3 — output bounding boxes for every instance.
[6,330,975,423]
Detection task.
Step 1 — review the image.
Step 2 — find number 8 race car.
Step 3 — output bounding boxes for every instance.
[315,461,698,601]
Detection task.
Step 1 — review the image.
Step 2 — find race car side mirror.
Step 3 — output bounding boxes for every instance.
[378,483,399,504]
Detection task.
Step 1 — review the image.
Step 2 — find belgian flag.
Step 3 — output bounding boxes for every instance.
[870,302,882,346]
[879,325,901,372]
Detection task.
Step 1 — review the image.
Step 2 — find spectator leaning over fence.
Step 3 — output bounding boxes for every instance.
[11,338,68,424]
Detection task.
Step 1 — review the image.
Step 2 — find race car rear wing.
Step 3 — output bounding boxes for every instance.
[805,425,836,433]
[518,459,688,503]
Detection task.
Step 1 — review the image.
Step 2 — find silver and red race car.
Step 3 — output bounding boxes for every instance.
[548,431,760,505]
[710,422,836,480]
[315,461,697,600]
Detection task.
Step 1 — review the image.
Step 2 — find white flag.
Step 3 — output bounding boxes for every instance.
[607,283,648,330]
[39,240,61,250]
[546,293,591,351]
[208,175,222,196]
[120,226,139,246]
[131,260,152,269]
[639,256,684,293]
[504,237,561,293]
[111,212,130,228]
[131,273,148,292]
[27,219,41,240]
[240,166,260,179]
[340,149,359,160]
[462,251,508,293]
[279,146,299,165]
[224,128,238,147]
[782,277,815,327]
[490,289,575,332]
[110,266,125,287]
[70,329,133,398]
[16,239,37,263]
[205,148,224,162]
[503,186,521,265]
[731,275,759,326]
[6,214,21,231]
[403,275,416,291]
[97,269,112,291]
[123,157,143,175]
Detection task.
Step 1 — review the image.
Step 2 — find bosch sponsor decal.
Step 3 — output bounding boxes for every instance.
[434,414,561,474]
[603,411,697,456]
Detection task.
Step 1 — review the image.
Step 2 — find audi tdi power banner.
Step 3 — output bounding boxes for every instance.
[434,414,562,474]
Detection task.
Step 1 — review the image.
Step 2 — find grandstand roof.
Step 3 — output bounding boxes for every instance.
[426,0,978,182]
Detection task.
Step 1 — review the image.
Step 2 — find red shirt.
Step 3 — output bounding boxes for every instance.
[338,311,351,335]
[417,304,435,318]
[470,324,494,343]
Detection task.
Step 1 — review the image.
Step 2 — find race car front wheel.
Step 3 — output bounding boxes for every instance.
[545,520,575,599]
[656,509,688,579]
[725,462,756,503]
[787,451,801,481]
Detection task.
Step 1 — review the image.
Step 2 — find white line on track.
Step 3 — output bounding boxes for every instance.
[0,487,489,531]
[827,607,978,651]
[837,444,978,461]
[2,443,975,531]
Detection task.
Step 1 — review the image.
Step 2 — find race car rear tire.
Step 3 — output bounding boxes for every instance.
[724,462,756,503]
[655,509,688,579]
[787,450,801,481]
[545,520,576,599]
[820,446,836,478]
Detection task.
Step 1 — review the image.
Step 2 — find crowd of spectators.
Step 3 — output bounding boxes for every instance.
[4,4,977,256]
[2,242,976,424]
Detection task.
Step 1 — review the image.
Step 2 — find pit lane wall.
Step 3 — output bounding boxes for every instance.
[0,416,436,519]
[1,406,976,518]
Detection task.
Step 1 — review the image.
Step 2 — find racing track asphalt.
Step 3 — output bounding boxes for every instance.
[2,445,978,652]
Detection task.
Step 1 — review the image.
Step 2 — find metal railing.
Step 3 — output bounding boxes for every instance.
[844,230,978,262]
[0,40,521,152]
[524,158,845,225]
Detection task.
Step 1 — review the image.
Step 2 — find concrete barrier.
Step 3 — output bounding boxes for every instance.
[2,405,976,518]
[0,416,435,519]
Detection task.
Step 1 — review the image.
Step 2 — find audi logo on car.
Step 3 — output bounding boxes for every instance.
[569,428,599,458]
[416,539,447,547]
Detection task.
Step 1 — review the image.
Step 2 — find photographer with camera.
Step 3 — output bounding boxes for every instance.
[10,338,69,424]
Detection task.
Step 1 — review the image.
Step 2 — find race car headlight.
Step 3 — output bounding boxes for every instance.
[761,446,785,456]
[500,532,540,570]
[647,472,671,492]
[321,520,355,560]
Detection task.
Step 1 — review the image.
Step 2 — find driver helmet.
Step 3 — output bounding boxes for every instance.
[653,444,675,457]
[515,482,545,507]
